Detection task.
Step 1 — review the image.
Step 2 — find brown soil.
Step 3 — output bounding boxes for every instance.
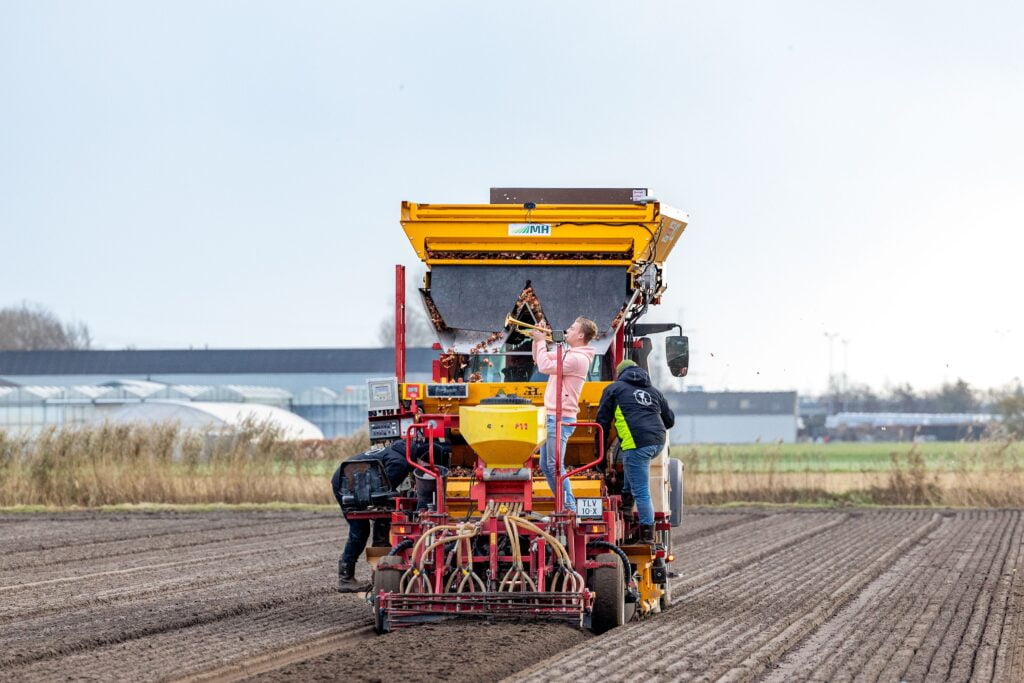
[0,508,1020,682]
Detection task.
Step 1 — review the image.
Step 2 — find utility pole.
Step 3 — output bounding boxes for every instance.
[841,338,849,411]
[824,332,838,413]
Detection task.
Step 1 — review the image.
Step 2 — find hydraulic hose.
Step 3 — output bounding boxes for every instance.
[587,540,636,593]
[387,539,414,556]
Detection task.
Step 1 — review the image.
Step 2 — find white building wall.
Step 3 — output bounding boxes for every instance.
[671,414,798,444]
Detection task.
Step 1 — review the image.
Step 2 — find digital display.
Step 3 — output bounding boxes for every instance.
[426,383,469,399]
[367,377,400,411]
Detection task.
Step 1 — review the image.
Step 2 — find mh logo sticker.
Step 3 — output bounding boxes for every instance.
[508,223,552,236]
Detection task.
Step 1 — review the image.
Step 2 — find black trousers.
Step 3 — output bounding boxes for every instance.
[340,518,390,565]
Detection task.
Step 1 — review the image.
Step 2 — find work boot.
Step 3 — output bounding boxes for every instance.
[337,560,370,593]
[639,524,656,545]
[620,492,635,513]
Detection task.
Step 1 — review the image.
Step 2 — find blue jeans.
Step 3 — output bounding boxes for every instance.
[540,415,576,512]
[622,443,663,525]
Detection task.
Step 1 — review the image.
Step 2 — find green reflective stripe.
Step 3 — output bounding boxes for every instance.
[614,406,636,450]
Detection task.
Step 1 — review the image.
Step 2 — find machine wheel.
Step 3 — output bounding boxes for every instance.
[659,530,673,611]
[589,552,625,634]
[373,556,403,634]
[668,458,684,528]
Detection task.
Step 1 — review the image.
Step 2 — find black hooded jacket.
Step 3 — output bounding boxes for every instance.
[330,439,448,507]
[595,366,675,450]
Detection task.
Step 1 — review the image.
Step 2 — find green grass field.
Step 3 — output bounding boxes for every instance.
[669,441,1024,473]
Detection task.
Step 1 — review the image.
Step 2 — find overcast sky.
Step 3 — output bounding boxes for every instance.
[2,1,1022,394]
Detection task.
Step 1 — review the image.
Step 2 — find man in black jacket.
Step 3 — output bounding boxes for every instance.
[331,439,445,592]
[595,359,675,544]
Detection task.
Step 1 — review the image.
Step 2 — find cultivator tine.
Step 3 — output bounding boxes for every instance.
[379,591,592,630]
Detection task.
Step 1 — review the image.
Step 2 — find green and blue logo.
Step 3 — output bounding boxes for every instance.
[507,223,552,236]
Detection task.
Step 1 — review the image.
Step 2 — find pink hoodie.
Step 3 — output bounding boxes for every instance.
[532,338,596,420]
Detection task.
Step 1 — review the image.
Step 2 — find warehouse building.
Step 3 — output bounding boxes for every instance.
[665,391,799,444]
[0,348,434,438]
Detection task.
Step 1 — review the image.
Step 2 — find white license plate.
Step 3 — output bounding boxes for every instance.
[577,498,603,518]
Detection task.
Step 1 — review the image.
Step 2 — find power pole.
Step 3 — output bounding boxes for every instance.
[824,332,838,413]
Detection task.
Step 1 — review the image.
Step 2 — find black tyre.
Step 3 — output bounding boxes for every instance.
[668,458,684,528]
[658,529,673,611]
[373,556,403,634]
[589,552,624,634]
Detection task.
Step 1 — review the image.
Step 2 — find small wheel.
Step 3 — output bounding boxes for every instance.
[668,458,684,528]
[589,552,624,634]
[373,556,403,634]
[658,529,674,611]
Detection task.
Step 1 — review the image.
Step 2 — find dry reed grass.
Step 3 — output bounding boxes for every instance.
[0,421,368,507]
[3,423,1022,508]
[680,440,1024,507]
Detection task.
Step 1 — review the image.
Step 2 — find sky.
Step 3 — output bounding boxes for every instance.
[2,1,1022,395]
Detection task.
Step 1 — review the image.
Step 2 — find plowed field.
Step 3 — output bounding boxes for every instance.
[1,509,1021,682]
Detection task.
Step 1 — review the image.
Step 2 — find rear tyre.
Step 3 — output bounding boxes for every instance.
[589,552,625,634]
[668,458,684,528]
[373,556,403,634]
[658,530,673,611]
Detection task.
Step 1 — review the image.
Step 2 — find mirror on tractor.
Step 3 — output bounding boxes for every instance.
[666,336,689,377]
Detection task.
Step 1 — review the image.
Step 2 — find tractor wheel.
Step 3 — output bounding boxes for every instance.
[668,458,684,528]
[658,529,674,611]
[589,552,624,634]
[373,556,403,634]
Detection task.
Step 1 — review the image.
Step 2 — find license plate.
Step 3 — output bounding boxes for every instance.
[577,498,603,518]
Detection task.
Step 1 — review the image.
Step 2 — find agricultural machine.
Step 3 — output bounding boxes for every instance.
[348,188,690,634]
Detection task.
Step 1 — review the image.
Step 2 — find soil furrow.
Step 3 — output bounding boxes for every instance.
[763,512,965,681]
[510,512,937,682]
[911,511,1012,681]
[6,509,1021,683]
[966,510,1023,681]
[0,535,331,591]
[853,511,999,681]
[0,517,340,571]
[676,511,765,541]
[993,511,1024,681]
[0,595,373,682]
[674,513,929,667]
[943,511,1021,681]
[0,512,332,554]
[670,513,849,596]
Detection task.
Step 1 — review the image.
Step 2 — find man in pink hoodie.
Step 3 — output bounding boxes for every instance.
[530,316,598,513]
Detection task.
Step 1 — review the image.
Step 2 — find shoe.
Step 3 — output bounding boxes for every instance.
[337,560,370,593]
[621,492,635,511]
[639,524,655,545]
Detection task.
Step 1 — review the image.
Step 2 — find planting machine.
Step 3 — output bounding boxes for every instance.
[350,188,690,634]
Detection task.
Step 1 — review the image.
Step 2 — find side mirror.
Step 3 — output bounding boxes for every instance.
[666,336,689,377]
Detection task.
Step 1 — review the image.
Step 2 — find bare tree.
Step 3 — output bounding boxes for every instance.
[994,380,1024,438]
[0,302,93,351]
[377,269,437,347]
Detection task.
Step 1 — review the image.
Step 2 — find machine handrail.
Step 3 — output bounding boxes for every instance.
[404,423,446,514]
[560,421,605,480]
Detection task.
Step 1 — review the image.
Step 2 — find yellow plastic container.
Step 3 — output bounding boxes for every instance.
[459,404,545,468]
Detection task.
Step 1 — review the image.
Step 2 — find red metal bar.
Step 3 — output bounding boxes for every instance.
[554,343,564,514]
[562,421,605,479]
[404,423,445,514]
[395,264,406,383]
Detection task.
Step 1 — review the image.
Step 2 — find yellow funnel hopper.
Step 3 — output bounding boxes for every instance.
[459,404,545,468]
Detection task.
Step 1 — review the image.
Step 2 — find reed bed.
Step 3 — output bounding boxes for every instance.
[0,421,368,507]
[3,423,1023,508]
[677,440,1024,507]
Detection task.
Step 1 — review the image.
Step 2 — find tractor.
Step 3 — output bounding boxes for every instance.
[344,188,690,633]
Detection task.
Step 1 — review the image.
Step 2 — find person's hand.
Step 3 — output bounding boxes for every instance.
[530,328,548,342]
